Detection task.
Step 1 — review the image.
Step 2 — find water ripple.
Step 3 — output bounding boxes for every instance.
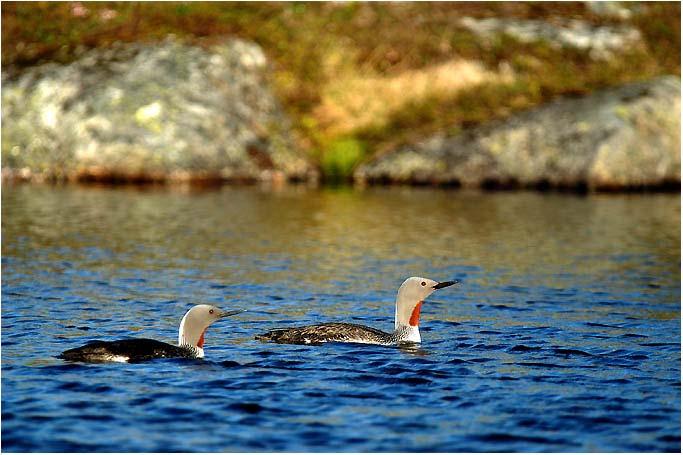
[1,186,679,452]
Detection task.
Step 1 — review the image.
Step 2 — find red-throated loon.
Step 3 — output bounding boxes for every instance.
[59,305,242,363]
[256,277,458,345]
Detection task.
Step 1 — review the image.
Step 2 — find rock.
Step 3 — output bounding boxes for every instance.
[1,37,316,184]
[584,1,635,20]
[355,76,680,191]
[459,17,642,60]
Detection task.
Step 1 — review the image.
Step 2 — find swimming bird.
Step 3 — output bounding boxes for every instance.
[59,305,242,363]
[256,277,458,345]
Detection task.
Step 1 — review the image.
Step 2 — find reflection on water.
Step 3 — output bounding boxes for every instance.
[1,184,680,452]
[3,184,679,287]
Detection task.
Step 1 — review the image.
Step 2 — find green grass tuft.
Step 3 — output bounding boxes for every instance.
[320,137,366,183]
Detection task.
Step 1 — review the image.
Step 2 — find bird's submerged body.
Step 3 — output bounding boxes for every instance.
[256,277,458,346]
[59,305,239,363]
[256,323,399,345]
[58,339,199,363]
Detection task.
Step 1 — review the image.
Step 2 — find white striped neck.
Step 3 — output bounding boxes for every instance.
[394,324,421,343]
[177,305,223,357]
[178,343,205,358]
[392,277,442,343]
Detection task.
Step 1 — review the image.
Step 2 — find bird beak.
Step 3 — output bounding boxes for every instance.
[219,309,246,318]
[433,280,459,290]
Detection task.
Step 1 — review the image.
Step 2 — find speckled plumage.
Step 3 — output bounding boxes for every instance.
[255,323,416,345]
[256,277,458,346]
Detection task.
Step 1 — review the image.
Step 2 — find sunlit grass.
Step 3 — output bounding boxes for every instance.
[1,1,680,181]
[320,137,366,184]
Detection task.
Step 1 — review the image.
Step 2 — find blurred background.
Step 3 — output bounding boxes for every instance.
[1,1,680,186]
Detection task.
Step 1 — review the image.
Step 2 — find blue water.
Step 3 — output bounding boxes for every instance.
[2,185,680,452]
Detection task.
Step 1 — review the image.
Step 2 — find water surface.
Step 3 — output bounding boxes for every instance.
[2,184,680,451]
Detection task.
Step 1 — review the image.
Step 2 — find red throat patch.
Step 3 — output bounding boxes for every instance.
[197,329,206,348]
[409,301,423,326]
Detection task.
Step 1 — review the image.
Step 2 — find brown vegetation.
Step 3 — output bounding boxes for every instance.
[2,2,680,180]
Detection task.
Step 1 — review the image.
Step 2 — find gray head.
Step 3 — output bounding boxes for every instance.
[394,277,458,331]
[178,305,242,356]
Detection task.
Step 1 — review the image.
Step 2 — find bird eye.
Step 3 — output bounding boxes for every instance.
[421,281,426,286]
[209,309,214,314]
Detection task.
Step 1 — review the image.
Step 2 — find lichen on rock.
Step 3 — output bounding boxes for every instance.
[1,37,316,183]
[355,76,680,191]
[459,16,643,60]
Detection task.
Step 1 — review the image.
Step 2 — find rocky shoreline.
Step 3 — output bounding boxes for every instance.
[2,38,680,191]
[2,37,317,185]
[355,76,680,192]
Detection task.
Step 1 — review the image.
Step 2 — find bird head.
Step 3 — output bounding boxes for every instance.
[394,277,458,334]
[178,305,242,356]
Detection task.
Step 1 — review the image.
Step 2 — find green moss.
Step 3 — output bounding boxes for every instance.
[320,137,365,183]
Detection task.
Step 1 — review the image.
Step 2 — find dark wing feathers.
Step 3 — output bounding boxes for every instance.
[59,338,193,363]
[256,323,392,345]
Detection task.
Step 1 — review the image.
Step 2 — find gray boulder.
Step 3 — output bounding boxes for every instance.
[355,76,680,191]
[2,37,315,183]
[459,17,642,61]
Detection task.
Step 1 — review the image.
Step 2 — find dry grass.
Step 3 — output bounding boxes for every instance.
[314,58,515,137]
[2,1,680,180]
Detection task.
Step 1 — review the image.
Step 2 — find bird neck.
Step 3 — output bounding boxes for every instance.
[181,344,205,358]
[394,295,423,343]
[178,313,207,358]
[393,324,421,343]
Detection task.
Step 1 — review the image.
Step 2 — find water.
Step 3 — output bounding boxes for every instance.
[2,184,680,452]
